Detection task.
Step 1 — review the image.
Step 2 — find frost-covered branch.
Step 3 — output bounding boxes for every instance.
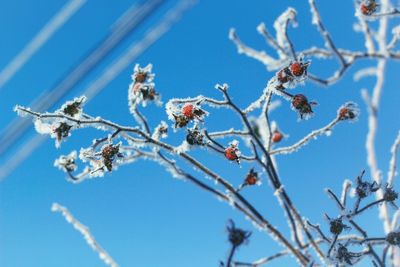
[388,131,400,186]
[51,203,119,267]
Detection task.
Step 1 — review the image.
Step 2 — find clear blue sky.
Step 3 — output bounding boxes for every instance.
[1,0,399,266]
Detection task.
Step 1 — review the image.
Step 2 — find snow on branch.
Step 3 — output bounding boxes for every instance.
[51,203,119,267]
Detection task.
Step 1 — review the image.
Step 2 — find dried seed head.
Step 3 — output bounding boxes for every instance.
[291,94,316,119]
[386,231,400,246]
[186,127,205,146]
[226,220,251,247]
[338,102,359,121]
[53,122,72,142]
[101,144,122,171]
[135,71,147,83]
[173,114,190,128]
[384,186,398,202]
[355,170,379,198]
[329,218,349,235]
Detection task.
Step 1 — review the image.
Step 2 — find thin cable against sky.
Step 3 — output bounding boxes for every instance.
[0,0,87,89]
[0,0,196,180]
[0,0,164,157]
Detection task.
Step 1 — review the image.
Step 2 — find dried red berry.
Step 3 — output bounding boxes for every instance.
[277,67,293,84]
[360,1,378,15]
[338,102,359,121]
[245,169,259,185]
[135,72,147,83]
[182,104,195,119]
[290,62,309,77]
[291,94,316,119]
[225,147,239,161]
[272,130,283,143]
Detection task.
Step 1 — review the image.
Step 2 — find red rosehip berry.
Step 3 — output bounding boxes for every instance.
[225,147,239,161]
[290,62,308,77]
[182,104,195,119]
[291,94,316,119]
[338,102,359,121]
[272,130,283,143]
[245,169,259,185]
[360,1,378,15]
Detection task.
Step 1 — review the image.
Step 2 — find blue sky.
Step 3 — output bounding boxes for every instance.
[1,0,399,266]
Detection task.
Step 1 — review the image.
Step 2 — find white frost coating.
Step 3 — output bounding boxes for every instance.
[34,119,72,148]
[274,7,297,50]
[165,95,205,121]
[271,117,339,155]
[388,25,400,50]
[34,119,53,135]
[14,105,31,117]
[152,121,168,140]
[229,28,284,71]
[340,179,352,206]
[353,67,378,81]
[174,141,191,154]
[51,203,119,267]
[54,151,78,172]
[391,210,400,230]
[388,131,400,186]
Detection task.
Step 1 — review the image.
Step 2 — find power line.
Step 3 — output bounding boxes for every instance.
[0,0,87,89]
[0,0,164,157]
[0,0,196,180]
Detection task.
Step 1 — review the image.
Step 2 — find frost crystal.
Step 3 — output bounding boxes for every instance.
[54,151,78,172]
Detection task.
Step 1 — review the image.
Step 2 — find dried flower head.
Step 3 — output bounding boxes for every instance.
[61,96,86,117]
[291,94,317,119]
[186,126,206,146]
[384,185,398,203]
[173,114,190,128]
[131,64,154,83]
[355,170,379,198]
[338,102,359,121]
[226,220,251,247]
[53,122,72,144]
[101,144,123,171]
[386,231,400,246]
[327,216,350,235]
[332,243,361,265]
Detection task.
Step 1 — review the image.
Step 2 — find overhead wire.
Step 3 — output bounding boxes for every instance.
[0,0,197,180]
